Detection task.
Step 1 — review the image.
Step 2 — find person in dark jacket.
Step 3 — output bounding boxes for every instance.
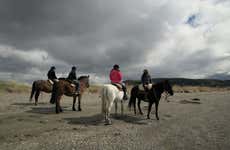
[141,69,152,90]
[67,66,80,94]
[47,66,58,82]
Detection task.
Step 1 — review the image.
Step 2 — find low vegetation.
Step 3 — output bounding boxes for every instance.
[172,85,230,93]
[1,78,230,94]
[0,81,30,93]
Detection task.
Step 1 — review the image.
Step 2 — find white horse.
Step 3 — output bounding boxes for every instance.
[101,84,125,125]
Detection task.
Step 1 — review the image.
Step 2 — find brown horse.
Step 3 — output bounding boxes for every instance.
[29,80,53,105]
[50,76,90,113]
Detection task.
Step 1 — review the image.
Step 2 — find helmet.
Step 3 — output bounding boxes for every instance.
[113,64,119,69]
[51,66,56,70]
[72,66,77,70]
[143,69,148,73]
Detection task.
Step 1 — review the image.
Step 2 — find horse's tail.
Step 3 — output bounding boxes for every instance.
[101,85,108,114]
[50,82,57,104]
[128,86,137,109]
[29,81,36,101]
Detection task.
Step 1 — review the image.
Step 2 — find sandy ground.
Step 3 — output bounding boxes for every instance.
[0,91,230,150]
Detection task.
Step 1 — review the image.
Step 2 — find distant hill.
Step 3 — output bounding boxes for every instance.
[126,78,230,87]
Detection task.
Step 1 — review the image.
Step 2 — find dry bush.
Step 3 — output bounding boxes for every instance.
[173,85,230,93]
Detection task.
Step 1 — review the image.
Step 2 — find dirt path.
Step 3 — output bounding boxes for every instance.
[0,91,230,150]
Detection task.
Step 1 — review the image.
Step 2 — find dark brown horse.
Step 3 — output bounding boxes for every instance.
[29,80,53,105]
[50,76,90,113]
[128,80,173,120]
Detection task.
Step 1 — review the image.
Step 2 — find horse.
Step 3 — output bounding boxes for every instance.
[128,80,173,120]
[29,80,53,105]
[101,84,126,125]
[50,75,90,113]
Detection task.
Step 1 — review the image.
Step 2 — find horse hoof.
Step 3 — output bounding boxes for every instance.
[72,108,76,111]
[147,116,150,119]
[50,101,55,104]
[156,118,159,120]
[104,122,112,125]
[78,108,82,111]
[104,120,112,125]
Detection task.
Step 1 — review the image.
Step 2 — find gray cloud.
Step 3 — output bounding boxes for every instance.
[0,0,229,83]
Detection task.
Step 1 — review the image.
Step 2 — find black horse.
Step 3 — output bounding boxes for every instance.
[128,80,173,120]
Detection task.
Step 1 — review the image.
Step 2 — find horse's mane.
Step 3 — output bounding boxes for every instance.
[78,76,89,80]
[152,80,169,88]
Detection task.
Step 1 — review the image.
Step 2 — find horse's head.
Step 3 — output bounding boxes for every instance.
[78,75,90,88]
[163,80,173,96]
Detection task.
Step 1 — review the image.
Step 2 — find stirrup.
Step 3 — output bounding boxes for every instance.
[123,94,128,100]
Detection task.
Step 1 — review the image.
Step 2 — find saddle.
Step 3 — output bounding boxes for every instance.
[111,83,123,91]
[71,84,76,87]
[48,79,54,85]
[138,83,153,91]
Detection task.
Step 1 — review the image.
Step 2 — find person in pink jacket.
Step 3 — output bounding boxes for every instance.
[110,64,128,100]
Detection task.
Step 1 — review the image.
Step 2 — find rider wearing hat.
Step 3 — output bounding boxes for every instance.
[110,64,128,100]
[47,66,58,82]
[141,69,152,86]
[67,66,80,94]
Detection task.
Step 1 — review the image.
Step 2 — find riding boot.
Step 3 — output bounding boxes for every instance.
[143,84,149,100]
[73,81,80,96]
[122,85,128,100]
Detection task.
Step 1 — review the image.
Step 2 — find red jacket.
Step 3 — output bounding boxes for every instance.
[110,69,122,83]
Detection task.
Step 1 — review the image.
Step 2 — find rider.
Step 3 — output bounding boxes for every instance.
[109,64,128,100]
[67,66,80,94]
[47,66,58,83]
[141,69,152,91]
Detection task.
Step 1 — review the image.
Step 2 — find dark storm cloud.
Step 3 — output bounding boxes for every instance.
[0,0,168,77]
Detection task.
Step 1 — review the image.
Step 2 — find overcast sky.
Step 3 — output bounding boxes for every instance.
[0,0,230,83]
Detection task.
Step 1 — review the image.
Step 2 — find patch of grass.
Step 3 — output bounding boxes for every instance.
[173,85,230,93]
[0,81,30,93]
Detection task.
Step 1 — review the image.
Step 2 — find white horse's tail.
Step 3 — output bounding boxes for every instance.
[101,86,107,114]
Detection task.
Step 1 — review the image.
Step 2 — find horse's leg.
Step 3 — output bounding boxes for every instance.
[114,100,118,115]
[105,108,111,125]
[155,101,159,120]
[121,100,124,115]
[72,96,76,111]
[137,99,143,115]
[55,96,60,114]
[78,94,82,111]
[105,100,113,125]
[133,98,137,115]
[29,82,36,102]
[56,95,63,113]
[34,90,40,106]
[147,102,153,119]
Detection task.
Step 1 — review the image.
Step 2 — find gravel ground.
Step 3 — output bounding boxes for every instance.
[0,91,230,150]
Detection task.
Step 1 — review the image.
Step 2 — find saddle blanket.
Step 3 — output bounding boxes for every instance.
[48,79,59,85]
[111,83,123,91]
